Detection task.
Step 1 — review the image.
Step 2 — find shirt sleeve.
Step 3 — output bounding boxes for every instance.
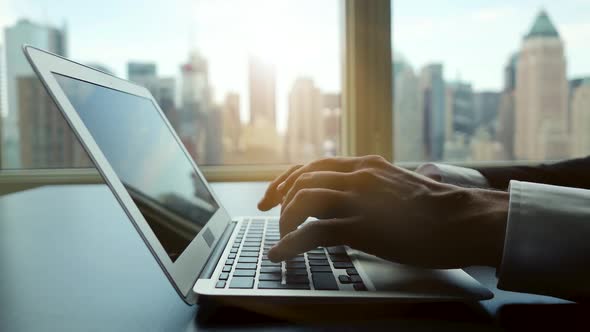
[498,180,590,301]
[415,163,490,188]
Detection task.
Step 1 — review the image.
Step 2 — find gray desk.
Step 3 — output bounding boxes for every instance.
[0,183,577,331]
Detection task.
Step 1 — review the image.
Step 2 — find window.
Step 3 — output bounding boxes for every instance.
[0,0,343,171]
[392,1,590,164]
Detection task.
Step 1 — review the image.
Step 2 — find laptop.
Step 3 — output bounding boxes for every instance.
[24,45,492,305]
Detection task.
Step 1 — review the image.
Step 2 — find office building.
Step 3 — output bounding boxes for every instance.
[514,10,569,160]
[248,56,276,127]
[497,53,518,159]
[393,61,423,161]
[18,76,91,168]
[127,62,156,82]
[4,19,67,168]
[470,127,506,161]
[321,93,341,157]
[420,64,446,161]
[221,92,242,162]
[179,51,221,165]
[571,80,590,157]
[473,91,500,133]
[285,77,323,163]
[445,81,475,142]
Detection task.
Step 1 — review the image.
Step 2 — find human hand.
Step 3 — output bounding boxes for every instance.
[258,155,509,268]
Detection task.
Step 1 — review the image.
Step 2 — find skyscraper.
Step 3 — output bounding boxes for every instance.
[514,10,569,160]
[321,93,341,157]
[571,79,590,157]
[248,56,276,127]
[497,53,518,159]
[127,61,178,131]
[393,60,423,161]
[473,91,501,133]
[445,81,475,142]
[179,51,221,165]
[4,19,67,168]
[221,92,242,161]
[285,77,323,163]
[18,76,91,168]
[420,64,446,161]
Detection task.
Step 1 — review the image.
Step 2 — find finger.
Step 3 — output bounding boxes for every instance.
[258,164,302,211]
[279,188,354,237]
[268,218,357,262]
[276,157,360,195]
[282,171,353,210]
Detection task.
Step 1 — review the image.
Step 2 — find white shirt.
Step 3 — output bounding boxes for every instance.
[416,163,590,301]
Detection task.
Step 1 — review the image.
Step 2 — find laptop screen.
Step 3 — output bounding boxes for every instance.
[54,73,220,262]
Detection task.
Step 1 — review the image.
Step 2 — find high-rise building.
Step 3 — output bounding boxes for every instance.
[248,56,276,127]
[445,81,475,142]
[285,77,323,163]
[221,92,242,162]
[420,64,446,161]
[393,60,423,161]
[514,10,569,160]
[18,76,91,168]
[4,19,67,168]
[497,53,518,159]
[571,79,590,157]
[473,91,501,133]
[179,51,221,165]
[321,93,341,157]
[127,62,178,131]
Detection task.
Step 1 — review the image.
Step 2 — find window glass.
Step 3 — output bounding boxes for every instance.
[0,0,342,169]
[392,1,590,162]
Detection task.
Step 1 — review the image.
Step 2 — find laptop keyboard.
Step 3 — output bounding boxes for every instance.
[215,218,367,291]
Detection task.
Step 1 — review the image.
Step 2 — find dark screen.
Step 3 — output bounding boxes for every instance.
[54,73,219,261]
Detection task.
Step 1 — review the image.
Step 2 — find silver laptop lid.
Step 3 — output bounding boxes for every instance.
[24,45,233,304]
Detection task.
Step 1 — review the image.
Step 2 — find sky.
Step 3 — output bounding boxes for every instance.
[1,0,590,131]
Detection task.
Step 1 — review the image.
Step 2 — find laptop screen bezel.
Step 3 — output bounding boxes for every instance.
[23,45,232,303]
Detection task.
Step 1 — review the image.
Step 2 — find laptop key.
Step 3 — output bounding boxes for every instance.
[327,246,346,255]
[346,268,358,275]
[230,248,238,253]
[310,266,332,273]
[216,281,226,288]
[219,272,229,280]
[329,255,351,262]
[241,247,260,252]
[259,273,282,281]
[286,257,305,263]
[333,262,354,269]
[350,275,363,283]
[261,261,281,267]
[228,253,236,259]
[285,262,306,269]
[258,281,310,290]
[229,277,254,289]
[225,259,234,265]
[234,269,256,277]
[353,283,367,291]
[286,275,309,284]
[239,251,259,257]
[309,260,329,266]
[312,273,339,290]
[307,253,327,260]
[286,269,308,277]
[222,265,232,273]
[338,275,352,284]
[238,257,258,263]
[260,267,282,274]
[236,263,257,269]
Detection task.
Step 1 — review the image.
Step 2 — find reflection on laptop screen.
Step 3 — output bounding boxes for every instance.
[54,73,219,262]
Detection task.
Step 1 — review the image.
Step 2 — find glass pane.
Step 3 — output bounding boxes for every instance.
[0,0,342,169]
[392,1,590,163]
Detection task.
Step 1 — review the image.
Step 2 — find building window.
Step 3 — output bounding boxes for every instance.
[392,1,590,163]
[0,0,342,170]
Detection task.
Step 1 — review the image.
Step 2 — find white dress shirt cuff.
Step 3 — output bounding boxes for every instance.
[498,180,590,300]
[415,163,490,188]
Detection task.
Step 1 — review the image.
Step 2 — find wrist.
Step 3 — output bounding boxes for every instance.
[468,189,509,267]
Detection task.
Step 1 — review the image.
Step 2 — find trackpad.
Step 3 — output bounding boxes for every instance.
[350,251,493,300]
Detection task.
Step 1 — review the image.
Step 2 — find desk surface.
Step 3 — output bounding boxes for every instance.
[0,183,576,331]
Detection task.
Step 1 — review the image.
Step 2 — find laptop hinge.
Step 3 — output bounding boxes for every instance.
[198,220,237,279]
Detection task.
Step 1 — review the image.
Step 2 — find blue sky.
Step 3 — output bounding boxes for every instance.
[2,0,590,130]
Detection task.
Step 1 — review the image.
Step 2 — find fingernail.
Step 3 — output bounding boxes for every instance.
[277,183,285,192]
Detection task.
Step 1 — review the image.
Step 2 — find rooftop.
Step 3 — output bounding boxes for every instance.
[525,10,560,39]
